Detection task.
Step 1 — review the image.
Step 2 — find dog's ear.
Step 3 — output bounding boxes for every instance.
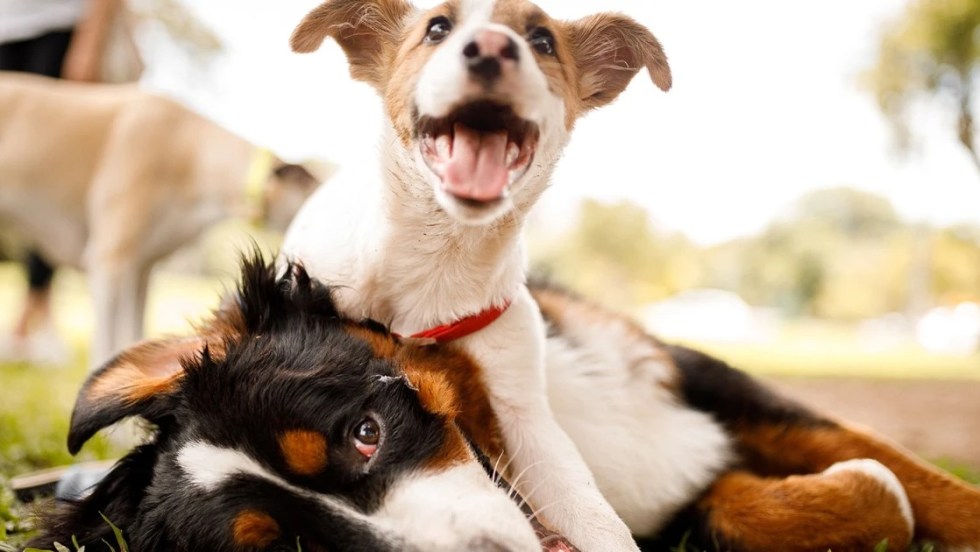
[290,0,414,89]
[273,163,322,191]
[565,13,671,110]
[67,337,204,454]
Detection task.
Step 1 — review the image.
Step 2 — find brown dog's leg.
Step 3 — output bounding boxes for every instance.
[669,344,980,550]
[695,460,913,552]
[735,422,980,550]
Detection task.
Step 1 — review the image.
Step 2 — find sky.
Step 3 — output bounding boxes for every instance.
[140,0,980,245]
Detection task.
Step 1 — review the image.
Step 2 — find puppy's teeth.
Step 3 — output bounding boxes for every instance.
[506,142,519,165]
[436,135,452,159]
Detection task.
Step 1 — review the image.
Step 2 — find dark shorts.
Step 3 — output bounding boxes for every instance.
[0,29,74,289]
[0,29,73,76]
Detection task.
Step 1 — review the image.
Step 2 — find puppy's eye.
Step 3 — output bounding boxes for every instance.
[352,418,381,459]
[424,16,453,44]
[528,27,555,56]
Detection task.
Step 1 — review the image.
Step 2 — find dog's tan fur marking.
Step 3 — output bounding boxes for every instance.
[87,337,202,404]
[425,426,475,471]
[347,324,400,359]
[735,422,980,547]
[232,509,281,549]
[404,368,460,419]
[279,430,330,477]
[699,469,912,552]
[396,345,505,460]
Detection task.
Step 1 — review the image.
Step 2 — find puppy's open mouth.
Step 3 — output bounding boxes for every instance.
[419,101,538,204]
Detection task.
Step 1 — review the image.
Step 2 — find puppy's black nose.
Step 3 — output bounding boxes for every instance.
[463,30,519,84]
[466,54,502,83]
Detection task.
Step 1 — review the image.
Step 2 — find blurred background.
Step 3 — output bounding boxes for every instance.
[2,0,980,541]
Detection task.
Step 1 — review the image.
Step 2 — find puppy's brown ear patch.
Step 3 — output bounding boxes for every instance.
[232,509,281,548]
[565,13,671,109]
[290,0,414,88]
[280,430,329,476]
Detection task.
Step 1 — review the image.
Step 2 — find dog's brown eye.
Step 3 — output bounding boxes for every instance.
[353,418,381,459]
[424,17,453,44]
[528,27,555,56]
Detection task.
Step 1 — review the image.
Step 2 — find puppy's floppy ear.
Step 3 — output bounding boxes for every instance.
[565,13,671,110]
[290,0,414,89]
[67,337,204,454]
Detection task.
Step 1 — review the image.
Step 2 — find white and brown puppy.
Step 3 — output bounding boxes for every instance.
[283,0,669,549]
[0,71,325,367]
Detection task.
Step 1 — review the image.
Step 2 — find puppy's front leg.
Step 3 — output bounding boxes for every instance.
[466,289,638,552]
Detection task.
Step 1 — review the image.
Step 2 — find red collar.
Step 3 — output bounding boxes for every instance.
[397,300,512,344]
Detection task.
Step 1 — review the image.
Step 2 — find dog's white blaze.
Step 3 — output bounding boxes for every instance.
[176,441,368,521]
[375,462,540,551]
[543,321,733,536]
[178,441,257,491]
[459,0,495,22]
[824,459,915,534]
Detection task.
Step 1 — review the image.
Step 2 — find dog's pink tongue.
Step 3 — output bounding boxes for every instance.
[443,125,509,201]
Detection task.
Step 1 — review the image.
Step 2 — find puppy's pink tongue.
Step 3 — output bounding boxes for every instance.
[443,125,509,201]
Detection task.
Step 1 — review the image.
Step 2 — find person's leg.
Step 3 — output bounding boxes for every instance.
[11,253,57,341]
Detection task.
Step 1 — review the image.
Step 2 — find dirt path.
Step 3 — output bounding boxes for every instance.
[765,377,980,466]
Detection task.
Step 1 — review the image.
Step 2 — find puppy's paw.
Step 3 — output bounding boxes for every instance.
[545,505,638,552]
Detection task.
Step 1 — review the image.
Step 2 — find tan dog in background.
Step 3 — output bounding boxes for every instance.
[0,71,326,367]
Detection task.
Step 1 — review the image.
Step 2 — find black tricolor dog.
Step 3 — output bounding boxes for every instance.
[32,256,980,551]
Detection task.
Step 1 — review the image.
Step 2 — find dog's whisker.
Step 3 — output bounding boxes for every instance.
[527,499,566,525]
[506,460,548,500]
[491,450,507,486]
[516,478,550,511]
[493,437,524,486]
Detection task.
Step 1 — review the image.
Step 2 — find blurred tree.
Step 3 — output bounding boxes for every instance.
[789,187,902,239]
[931,225,980,302]
[531,199,702,312]
[708,188,909,319]
[867,0,980,174]
[530,190,980,320]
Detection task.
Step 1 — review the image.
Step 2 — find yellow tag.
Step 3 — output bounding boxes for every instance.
[245,148,275,226]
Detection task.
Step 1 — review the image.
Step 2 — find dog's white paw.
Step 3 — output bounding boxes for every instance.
[546,504,639,552]
[824,458,914,534]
